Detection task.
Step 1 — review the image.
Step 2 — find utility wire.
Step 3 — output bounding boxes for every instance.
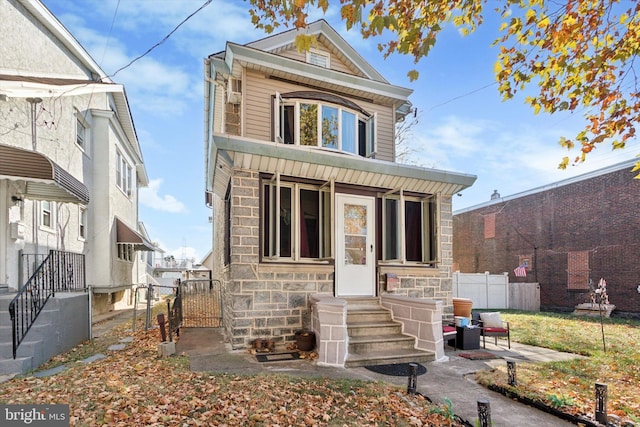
[109,0,212,78]
[100,0,121,66]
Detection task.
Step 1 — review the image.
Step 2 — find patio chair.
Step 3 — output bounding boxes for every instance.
[472,312,510,349]
[442,320,458,349]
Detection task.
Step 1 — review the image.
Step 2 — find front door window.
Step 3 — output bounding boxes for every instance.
[336,194,375,296]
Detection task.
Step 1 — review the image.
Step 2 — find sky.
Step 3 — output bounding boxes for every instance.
[41,0,639,262]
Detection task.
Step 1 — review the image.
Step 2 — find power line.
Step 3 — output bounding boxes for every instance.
[109,0,212,78]
[100,0,121,66]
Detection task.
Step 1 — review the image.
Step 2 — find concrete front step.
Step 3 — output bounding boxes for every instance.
[343,297,435,368]
[0,339,45,360]
[0,323,52,342]
[345,348,435,368]
[0,356,33,375]
[347,309,393,324]
[348,333,417,353]
[347,321,403,337]
[344,297,381,306]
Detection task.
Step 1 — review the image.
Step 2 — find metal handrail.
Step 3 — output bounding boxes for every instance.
[9,250,86,359]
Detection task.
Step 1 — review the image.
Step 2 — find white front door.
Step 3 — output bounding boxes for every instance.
[335,194,375,296]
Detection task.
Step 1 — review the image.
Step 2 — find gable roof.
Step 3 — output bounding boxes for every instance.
[4,0,146,183]
[245,20,389,83]
[207,20,412,108]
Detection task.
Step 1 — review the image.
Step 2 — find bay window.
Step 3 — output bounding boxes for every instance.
[274,92,376,157]
[263,174,333,261]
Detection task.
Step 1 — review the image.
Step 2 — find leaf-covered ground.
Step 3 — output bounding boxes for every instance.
[475,311,640,425]
[0,319,464,426]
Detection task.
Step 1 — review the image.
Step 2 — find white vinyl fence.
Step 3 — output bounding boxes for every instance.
[452,272,540,311]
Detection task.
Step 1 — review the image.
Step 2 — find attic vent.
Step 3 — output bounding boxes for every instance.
[227,78,242,104]
[306,49,330,68]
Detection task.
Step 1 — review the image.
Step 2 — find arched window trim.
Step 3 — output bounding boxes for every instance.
[280,91,370,117]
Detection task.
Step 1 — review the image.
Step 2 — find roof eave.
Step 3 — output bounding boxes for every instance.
[208,134,476,197]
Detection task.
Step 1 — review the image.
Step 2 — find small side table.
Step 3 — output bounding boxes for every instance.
[456,326,481,350]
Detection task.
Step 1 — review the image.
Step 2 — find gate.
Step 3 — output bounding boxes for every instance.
[179,278,222,327]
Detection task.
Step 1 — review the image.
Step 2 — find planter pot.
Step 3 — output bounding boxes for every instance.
[295,331,316,351]
[453,298,473,318]
[573,303,616,318]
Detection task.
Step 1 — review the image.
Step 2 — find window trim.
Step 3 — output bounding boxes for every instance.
[274,92,375,157]
[116,151,133,197]
[78,206,87,240]
[380,191,439,265]
[306,49,330,68]
[117,243,134,262]
[75,110,90,153]
[40,200,55,232]
[262,173,334,262]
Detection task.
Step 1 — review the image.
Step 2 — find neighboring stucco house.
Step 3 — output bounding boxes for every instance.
[0,0,153,373]
[205,21,476,365]
[453,159,640,317]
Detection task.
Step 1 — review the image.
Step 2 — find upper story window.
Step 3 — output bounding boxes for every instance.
[75,110,90,152]
[274,91,376,157]
[116,151,133,197]
[306,49,330,68]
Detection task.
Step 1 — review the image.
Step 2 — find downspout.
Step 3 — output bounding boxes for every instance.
[0,180,8,290]
[205,58,218,234]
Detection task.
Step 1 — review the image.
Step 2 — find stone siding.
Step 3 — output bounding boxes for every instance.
[222,169,334,349]
[218,169,457,348]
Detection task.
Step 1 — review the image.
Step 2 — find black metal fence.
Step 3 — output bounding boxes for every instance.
[9,250,86,358]
[179,278,222,328]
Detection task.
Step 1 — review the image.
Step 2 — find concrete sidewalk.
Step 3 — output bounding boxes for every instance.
[177,328,581,427]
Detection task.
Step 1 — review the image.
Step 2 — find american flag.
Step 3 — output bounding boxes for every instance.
[514,264,527,277]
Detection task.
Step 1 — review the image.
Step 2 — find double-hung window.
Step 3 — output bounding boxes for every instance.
[79,207,87,239]
[274,92,376,157]
[41,200,54,229]
[116,151,133,197]
[76,117,86,149]
[263,174,333,261]
[380,191,439,264]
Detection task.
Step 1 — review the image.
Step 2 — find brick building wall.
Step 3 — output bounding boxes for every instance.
[453,162,640,316]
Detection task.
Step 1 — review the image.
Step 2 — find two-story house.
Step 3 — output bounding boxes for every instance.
[205,20,476,366]
[0,0,153,373]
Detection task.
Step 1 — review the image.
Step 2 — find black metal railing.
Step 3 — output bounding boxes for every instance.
[9,250,86,358]
[167,287,182,342]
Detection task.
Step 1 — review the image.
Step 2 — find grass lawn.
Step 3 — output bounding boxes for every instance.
[475,311,640,424]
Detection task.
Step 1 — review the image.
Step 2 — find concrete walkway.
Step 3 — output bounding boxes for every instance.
[177,328,582,427]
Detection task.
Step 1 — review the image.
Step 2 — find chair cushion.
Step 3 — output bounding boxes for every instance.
[443,325,456,333]
[479,312,503,328]
[483,327,508,333]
